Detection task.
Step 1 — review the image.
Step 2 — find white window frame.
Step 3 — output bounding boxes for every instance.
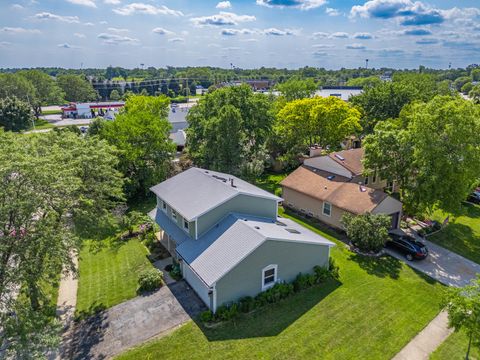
[322,202,332,217]
[162,200,167,213]
[183,219,189,232]
[261,264,278,291]
[171,209,177,221]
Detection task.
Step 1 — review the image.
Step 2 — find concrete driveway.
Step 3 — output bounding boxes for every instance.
[68,281,205,359]
[385,236,480,287]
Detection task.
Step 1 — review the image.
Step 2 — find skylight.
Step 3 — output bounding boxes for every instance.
[285,228,301,234]
[335,154,345,161]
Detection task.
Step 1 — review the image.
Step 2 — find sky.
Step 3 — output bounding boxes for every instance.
[0,0,479,69]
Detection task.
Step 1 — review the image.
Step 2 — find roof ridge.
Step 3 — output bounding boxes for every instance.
[192,167,240,193]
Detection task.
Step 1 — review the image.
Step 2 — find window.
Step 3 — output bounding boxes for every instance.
[262,265,277,290]
[162,200,167,212]
[183,219,189,231]
[171,209,177,221]
[364,176,369,185]
[322,202,332,217]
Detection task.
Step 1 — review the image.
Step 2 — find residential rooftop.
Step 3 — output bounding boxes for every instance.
[327,148,364,176]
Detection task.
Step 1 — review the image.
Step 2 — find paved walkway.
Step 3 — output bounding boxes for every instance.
[393,311,453,360]
[69,281,205,360]
[48,254,79,360]
[388,230,480,360]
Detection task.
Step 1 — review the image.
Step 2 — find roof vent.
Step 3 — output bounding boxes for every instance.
[205,170,209,174]
[275,221,287,226]
[285,228,301,234]
[335,154,345,161]
[254,226,260,230]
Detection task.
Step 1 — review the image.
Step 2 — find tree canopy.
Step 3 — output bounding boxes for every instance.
[276,77,318,102]
[0,96,34,132]
[186,84,274,176]
[0,130,123,357]
[97,95,175,198]
[363,96,480,214]
[57,75,97,102]
[273,96,362,163]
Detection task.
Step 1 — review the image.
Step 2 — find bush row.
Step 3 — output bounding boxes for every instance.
[200,258,339,323]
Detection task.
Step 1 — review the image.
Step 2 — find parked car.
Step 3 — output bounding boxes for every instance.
[467,191,480,204]
[386,233,428,261]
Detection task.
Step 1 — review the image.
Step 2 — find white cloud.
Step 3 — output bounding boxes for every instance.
[97,32,139,44]
[113,3,183,16]
[33,12,80,23]
[312,44,334,48]
[353,32,373,39]
[108,27,129,33]
[168,37,184,42]
[104,0,121,4]
[326,7,341,16]
[74,32,86,38]
[191,12,255,26]
[216,1,232,9]
[330,32,349,38]
[256,0,326,10]
[311,31,329,38]
[221,28,255,36]
[263,28,295,36]
[313,50,328,57]
[58,43,80,48]
[99,20,108,24]
[346,43,366,49]
[67,0,96,7]
[11,4,24,10]
[83,22,95,26]
[152,27,175,35]
[1,27,41,34]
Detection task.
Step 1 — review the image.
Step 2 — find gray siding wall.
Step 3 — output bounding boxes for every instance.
[156,196,196,238]
[196,194,277,237]
[215,240,330,307]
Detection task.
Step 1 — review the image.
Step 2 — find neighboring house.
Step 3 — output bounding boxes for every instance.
[281,148,402,230]
[149,167,334,312]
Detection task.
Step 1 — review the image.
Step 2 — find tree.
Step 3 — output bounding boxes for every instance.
[273,97,362,163]
[341,213,391,253]
[0,73,38,112]
[0,96,34,132]
[364,96,480,214]
[442,275,480,359]
[186,84,273,175]
[349,82,417,134]
[461,82,474,95]
[18,70,65,116]
[454,76,473,92]
[98,95,175,198]
[57,75,97,102]
[346,76,382,88]
[469,85,480,104]
[472,69,480,82]
[109,89,121,101]
[0,130,123,356]
[276,77,318,102]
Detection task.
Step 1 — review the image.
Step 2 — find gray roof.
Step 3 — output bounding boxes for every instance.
[177,213,335,287]
[150,167,282,221]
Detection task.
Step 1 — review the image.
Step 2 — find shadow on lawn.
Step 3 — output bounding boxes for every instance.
[348,253,402,279]
[195,279,341,341]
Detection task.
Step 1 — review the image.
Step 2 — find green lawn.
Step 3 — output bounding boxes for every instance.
[41,109,62,115]
[76,237,154,318]
[255,172,288,197]
[429,203,480,264]
[116,210,445,360]
[431,331,479,360]
[32,118,54,130]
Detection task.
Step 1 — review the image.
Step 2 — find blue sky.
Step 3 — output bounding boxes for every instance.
[1,0,479,69]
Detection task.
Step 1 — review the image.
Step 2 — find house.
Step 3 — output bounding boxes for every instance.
[149,167,334,312]
[281,148,402,230]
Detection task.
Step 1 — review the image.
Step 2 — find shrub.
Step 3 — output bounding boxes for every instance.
[200,310,214,323]
[341,212,391,252]
[313,265,330,283]
[238,296,256,313]
[138,269,164,292]
[293,273,316,292]
[328,257,340,281]
[215,303,238,321]
[169,263,182,280]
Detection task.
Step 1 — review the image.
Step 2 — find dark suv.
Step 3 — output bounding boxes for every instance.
[386,233,428,261]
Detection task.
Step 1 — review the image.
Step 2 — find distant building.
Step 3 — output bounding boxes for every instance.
[315,87,363,101]
[61,101,124,119]
[195,85,208,96]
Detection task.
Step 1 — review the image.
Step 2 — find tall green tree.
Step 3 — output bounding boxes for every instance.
[273,97,362,163]
[186,84,274,175]
[98,95,175,197]
[276,77,318,102]
[18,70,65,116]
[442,275,480,359]
[57,75,97,102]
[469,85,480,104]
[364,96,480,214]
[109,89,121,101]
[0,73,38,110]
[0,96,34,132]
[0,130,123,357]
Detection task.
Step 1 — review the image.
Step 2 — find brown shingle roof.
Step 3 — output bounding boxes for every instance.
[328,148,364,176]
[280,166,388,214]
